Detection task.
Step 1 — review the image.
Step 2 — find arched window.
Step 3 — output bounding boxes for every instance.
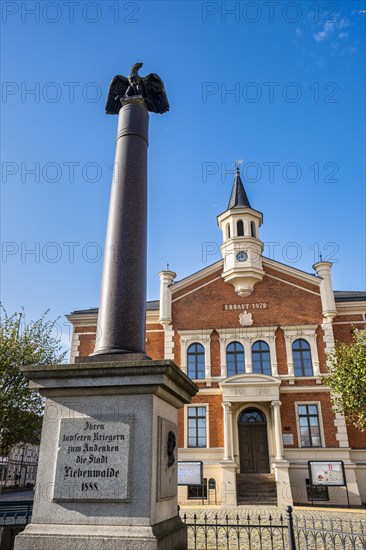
[252,341,271,375]
[226,341,245,377]
[292,339,313,376]
[238,408,266,423]
[237,220,244,236]
[187,343,205,379]
[226,224,230,239]
[251,221,256,238]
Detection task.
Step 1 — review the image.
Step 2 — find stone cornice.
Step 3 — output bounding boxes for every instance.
[66,313,97,325]
[335,302,366,314]
[66,309,159,326]
[280,385,330,393]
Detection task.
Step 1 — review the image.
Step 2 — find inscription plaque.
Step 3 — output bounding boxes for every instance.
[53,417,132,501]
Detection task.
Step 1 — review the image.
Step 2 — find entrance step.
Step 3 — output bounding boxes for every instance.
[236,474,277,505]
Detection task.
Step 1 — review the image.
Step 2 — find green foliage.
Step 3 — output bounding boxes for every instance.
[325,328,366,432]
[0,307,66,454]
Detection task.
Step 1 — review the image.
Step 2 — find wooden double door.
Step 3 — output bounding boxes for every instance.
[238,417,270,474]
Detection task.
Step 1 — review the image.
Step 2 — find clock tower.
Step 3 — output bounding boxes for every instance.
[217,165,264,297]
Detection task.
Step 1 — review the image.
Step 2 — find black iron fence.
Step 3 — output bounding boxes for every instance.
[1,505,365,550]
[182,506,366,550]
[294,514,366,550]
[0,502,32,550]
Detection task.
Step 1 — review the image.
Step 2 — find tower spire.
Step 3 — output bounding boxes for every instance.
[217,160,264,297]
[227,165,251,210]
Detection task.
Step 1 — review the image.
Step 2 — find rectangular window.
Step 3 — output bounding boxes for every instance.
[297,404,322,448]
[188,478,207,500]
[187,406,207,448]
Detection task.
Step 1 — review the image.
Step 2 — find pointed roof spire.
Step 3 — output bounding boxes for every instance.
[227,166,252,210]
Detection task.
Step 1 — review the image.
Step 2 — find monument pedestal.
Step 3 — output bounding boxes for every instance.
[15,360,197,550]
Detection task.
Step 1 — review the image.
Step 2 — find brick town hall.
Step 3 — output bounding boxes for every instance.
[67,168,366,507]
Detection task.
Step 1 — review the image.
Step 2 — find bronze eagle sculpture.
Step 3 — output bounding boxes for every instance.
[105,63,169,115]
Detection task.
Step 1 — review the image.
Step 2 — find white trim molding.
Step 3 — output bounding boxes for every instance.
[281,325,320,381]
[178,329,212,379]
[216,326,278,378]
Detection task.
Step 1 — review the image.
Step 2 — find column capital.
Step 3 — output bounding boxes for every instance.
[271,400,281,408]
[222,401,233,412]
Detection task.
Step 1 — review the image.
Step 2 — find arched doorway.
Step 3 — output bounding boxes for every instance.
[238,408,270,473]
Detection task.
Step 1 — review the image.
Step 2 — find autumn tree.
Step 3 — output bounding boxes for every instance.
[325,328,366,432]
[0,308,66,455]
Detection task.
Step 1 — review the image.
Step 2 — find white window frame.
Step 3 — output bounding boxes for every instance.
[178,329,211,380]
[295,401,325,449]
[216,326,278,378]
[184,403,209,449]
[281,325,320,380]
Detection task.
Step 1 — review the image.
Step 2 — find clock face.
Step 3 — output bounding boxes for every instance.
[236,251,248,262]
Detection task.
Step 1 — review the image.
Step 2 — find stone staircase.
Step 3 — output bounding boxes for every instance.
[236,473,278,505]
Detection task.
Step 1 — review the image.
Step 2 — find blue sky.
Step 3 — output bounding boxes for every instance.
[1,0,365,351]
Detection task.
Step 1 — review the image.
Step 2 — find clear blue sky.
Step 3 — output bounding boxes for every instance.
[1,1,365,351]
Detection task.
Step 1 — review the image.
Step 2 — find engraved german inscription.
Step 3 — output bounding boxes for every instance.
[53,417,132,501]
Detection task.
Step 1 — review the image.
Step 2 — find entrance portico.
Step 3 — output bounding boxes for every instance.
[220,374,292,506]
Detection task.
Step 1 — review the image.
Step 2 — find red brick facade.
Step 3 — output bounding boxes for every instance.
[68,238,365,505]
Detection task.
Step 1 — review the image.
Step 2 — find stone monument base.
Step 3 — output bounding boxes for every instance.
[14,360,197,550]
[15,516,186,550]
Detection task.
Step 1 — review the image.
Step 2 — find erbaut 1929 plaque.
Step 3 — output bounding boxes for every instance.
[53,417,132,501]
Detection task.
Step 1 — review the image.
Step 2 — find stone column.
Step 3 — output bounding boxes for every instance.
[222,402,233,461]
[271,400,284,461]
[93,97,149,357]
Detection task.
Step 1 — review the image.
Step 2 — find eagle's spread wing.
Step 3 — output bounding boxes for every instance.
[105,75,129,114]
[141,73,170,114]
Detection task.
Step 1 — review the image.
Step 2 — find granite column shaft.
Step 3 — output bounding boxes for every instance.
[93,98,149,356]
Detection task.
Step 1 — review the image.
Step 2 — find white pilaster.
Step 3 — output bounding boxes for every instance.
[313,262,350,447]
[219,336,227,378]
[180,337,188,375]
[222,402,234,461]
[70,332,80,364]
[271,400,284,461]
[243,340,253,373]
[164,324,175,361]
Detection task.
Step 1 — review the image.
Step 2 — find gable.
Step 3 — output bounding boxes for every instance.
[171,262,322,330]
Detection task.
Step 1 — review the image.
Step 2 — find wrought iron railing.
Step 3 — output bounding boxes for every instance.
[0,511,31,550]
[294,514,366,550]
[182,506,366,550]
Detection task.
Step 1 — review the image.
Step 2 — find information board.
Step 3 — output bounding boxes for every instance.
[177,461,203,486]
[308,461,346,486]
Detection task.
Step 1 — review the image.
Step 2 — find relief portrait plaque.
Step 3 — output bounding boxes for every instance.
[157,417,177,501]
[53,417,132,501]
